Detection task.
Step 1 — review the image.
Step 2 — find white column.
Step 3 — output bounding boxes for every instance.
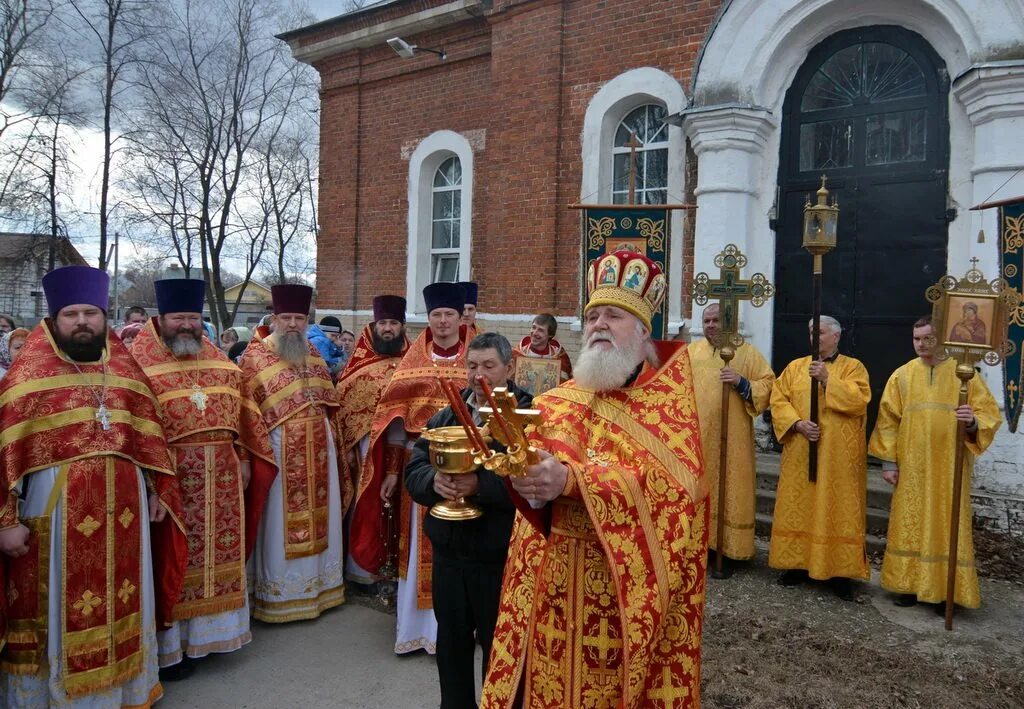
[953,62,1024,395]
[684,106,777,351]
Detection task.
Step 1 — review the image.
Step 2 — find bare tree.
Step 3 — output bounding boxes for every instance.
[123,0,317,330]
[0,0,56,142]
[67,0,154,270]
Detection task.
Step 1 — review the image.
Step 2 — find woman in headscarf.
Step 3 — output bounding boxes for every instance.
[0,327,30,380]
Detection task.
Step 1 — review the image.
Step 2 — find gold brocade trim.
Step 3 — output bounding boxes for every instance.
[551,500,597,540]
[260,377,336,416]
[1,515,50,674]
[905,402,957,414]
[0,407,164,450]
[250,585,345,623]
[172,592,246,620]
[543,388,705,503]
[142,359,241,378]
[64,612,141,648]
[884,547,975,567]
[0,373,156,409]
[62,651,144,699]
[156,386,240,405]
[123,682,163,709]
[251,356,323,393]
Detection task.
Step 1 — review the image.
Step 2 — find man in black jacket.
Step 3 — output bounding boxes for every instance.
[406,332,532,709]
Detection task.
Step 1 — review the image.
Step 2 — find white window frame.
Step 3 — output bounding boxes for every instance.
[407,130,474,314]
[581,67,688,333]
[429,156,463,282]
[611,104,671,205]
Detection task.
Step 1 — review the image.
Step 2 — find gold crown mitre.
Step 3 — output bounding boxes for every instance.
[585,249,667,331]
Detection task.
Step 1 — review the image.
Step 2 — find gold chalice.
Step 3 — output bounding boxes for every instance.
[421,426,490,521]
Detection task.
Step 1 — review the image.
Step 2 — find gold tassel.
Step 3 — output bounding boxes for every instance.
[977,229,985,243]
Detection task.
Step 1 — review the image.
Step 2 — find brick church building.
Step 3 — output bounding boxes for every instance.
[281,0,1024,516]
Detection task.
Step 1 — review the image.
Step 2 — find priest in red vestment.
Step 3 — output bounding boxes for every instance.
[130,278,276,679]
[349,282,471,654]
[336,295,411,585]
[0,266,185,708]
[241,284,347,623]
[481,250,709,709]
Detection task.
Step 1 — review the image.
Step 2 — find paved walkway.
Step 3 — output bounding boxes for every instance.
[158,603,439,709]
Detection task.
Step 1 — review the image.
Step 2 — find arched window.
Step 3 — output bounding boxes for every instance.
[612,104,669,204]
[431,156,462,282]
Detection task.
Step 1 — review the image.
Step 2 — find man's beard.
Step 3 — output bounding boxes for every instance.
[54,327,106,362]
[275,331,309,366]
[372,330,405,356]
[573,326,647,391]
[164,330,203,358]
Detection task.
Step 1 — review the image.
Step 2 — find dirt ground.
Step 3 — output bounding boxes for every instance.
[701,545,1024,709]
[350,535,1024,708]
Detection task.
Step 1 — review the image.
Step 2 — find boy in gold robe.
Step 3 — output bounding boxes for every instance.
[868,316,1001,610]
[768,315,871,600]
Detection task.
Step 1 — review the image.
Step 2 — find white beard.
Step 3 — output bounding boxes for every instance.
[573,327,646,391]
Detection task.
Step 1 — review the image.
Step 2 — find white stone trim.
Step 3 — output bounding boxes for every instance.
[406,130,475,314]
[284,0,485,64]
[579,67,689,330]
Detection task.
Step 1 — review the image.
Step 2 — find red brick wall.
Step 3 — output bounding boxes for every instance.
[306,0,725,317]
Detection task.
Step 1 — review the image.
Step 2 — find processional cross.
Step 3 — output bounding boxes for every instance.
[692,244,775,578]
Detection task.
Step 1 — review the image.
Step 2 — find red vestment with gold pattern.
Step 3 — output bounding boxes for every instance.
[240,327,347,622]
[0,322,185,702]
[348,325,470,610]
[131,319,275,627]
[335,324,411,464]
[481,341,709,709]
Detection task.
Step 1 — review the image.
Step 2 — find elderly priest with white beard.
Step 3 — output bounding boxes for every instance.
[480,249,709,709]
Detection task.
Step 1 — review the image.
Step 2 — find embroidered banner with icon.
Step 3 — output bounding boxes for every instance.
[1000,200,1024,431]
[574,205,686,340]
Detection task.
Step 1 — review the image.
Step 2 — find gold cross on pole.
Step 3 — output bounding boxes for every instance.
[626,131,642,205]
[691,244,775,351]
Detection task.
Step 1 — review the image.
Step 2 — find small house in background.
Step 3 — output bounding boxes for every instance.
[0,232,87,326]
[222,279,273,328]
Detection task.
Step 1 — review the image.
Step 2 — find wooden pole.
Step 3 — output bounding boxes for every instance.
[713,345,735,578]
[945,364,974,631]
[808,254,822,483]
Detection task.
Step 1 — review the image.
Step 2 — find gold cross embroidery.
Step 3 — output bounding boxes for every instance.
[535,607,566,658]
[582,617,623,672]
[648,666,690,707]
[1008,379,1019,408]
[118,579,137,604]
[73,590,103,617]
[119,507,135,529]
[75,515,101,538]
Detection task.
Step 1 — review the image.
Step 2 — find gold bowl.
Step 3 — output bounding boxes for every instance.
[421,426,490,521]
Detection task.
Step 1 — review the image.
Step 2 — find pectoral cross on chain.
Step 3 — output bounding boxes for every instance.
[95,404,112,431]
[190,385,208,412]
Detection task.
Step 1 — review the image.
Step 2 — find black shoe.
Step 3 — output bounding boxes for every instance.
[778,569,808,587]
[159,657,196,682]
[893,593,917,607]
[830,578,854,602]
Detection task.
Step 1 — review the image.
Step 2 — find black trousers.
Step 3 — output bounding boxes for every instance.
[431,554,505,709]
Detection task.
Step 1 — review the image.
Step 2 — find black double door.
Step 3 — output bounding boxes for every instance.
[772,26,951,429]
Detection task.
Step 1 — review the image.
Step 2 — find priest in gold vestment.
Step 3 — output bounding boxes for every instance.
[0,266,186,708]
[131,279,277,676]
[242,284,347,623]
[768,315,871,600]
[481,250,708,709]
[868,317,1000,609]
[691,304,774,571]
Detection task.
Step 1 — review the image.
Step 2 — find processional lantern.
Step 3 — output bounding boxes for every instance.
[924,259,1018,631]
[802,176,839,483]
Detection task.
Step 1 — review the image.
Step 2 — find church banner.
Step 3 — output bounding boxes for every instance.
[574,205,682,340]
[1001,201,1024,432]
